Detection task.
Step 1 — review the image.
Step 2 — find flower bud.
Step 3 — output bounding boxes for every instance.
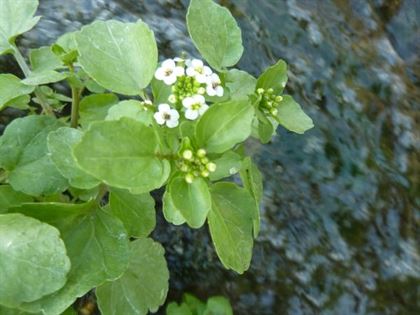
[267,88,274,94]
[185,173,194,184]
[168,94,177,103]
[197,87,206,94]
[257,88,265,94]
[182,150,193,160]
[201,170,210,177]
[206,162,217,172]
[275,95,283,102]
[197,149,206,158]
[200,157,209,164]
[270,108,278,116]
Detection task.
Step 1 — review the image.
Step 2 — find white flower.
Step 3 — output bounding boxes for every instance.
[182,94,208,120]
[153,104,180,128]
[186,59,212,83]
[155,59,184,85]
[206,73,224,97]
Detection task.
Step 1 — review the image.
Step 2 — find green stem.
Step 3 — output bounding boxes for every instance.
[95,184,108,205]
[70,86,81,128]
[12,45,54,116]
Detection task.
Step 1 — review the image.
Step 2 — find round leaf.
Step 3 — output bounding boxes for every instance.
[276,95,314,134]
[208,182,256,274]
[169,177,211,229]
[16,206,130,315]
[0,0,40,55]
[187,0,243,71]
[196,100,254,153]
[76,20,158,95]
[78,93,119,128]
[109,188,156,237]
[0,115,68,196]
[0,213,70,307]
[96,238,169,315]
[47,127,100,189]
[73,118,170,193]
[256,59,288,95]
[0,74,34,111]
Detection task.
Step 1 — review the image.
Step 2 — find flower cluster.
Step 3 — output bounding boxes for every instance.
[256,88,283,117]
[153,57,224,127]
[177,148,217,183]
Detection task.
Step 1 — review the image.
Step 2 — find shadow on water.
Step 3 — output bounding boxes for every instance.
[0,0,419,314]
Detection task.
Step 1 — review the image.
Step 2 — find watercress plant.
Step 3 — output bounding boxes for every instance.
[0,0,313,314]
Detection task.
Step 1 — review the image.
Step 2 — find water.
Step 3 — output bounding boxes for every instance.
[0,0,419,314]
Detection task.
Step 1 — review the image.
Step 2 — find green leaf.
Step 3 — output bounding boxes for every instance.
[106,100,153,125]
[0,185,32,213]
[196,100,254,153]
[22,70,67,86]
[0,213,70,307]
[16,205,129,315]
[29,46,62,72]
[79,93,119,128]
[152,78,172,104]
[109,188,156,237]
[76,20,158,95]
[162,189,186,226]
[204,296,233,315]
[0,116,68,196]
[169,177,211,229]
[96,238,169,315]
[73,118,170,193]
[209,151,242,181]
[166,303,193,315]
[3,94,31,110]
[276,95,314,134]
[253,108,277,143]
[239,157,263,237]
[47,127,100,189]
[183,293,206,315]
[0,74,34,111]
[0,0,40,55]
[225,69,256,101]
[256,59,288,95]
[187,0,243,71]
[208,182,255,274]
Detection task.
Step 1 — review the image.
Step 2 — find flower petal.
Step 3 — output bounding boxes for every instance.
[154,67,166,80]
[182,97,194,108]
[191,59,203,68]
[158,103,171,112]
[186,67,196,77]
[185,109,199,120]
[162,59,175,69]
[154,112,165,125]
[170,109,180,120]
[166,118,179,128]
[206,86,216,96]
[163,74,177,85]
[194,94,205,104]
[203,66,213,76]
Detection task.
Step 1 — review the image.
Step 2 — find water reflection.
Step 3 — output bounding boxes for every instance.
[1,0,418,314]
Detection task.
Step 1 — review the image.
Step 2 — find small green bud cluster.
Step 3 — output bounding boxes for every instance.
[169,75,206,106]
[177,148,217,184]
[257,88,283,116]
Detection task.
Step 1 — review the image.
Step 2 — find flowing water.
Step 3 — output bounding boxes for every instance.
[0,0,419,314]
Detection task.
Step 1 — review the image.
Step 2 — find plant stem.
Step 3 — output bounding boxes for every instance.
[70,85,81,128]
[12,45,54,116]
